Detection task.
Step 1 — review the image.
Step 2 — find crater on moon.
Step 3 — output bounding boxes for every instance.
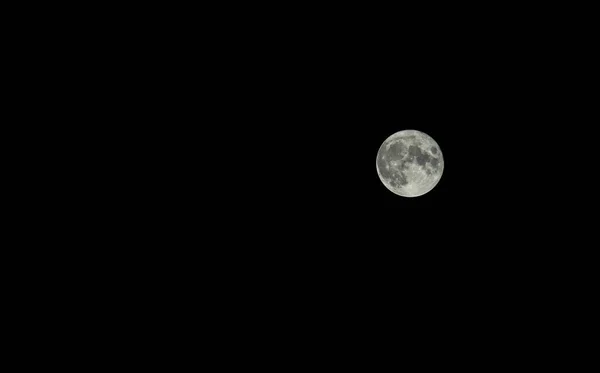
[376,130,444,197]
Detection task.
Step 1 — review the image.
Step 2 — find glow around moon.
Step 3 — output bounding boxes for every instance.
[376,130,444,197]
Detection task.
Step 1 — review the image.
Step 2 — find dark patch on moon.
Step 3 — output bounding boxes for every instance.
[389,171,408,187]
[408,145,420,157]
[416,153,431,166]
[430,158,439,168]
[431,147,438,154]
[388,141,406,157]
[398,172,408,186]
[407,145,431,166]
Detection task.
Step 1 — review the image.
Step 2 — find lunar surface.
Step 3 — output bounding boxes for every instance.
[376,130,444,197]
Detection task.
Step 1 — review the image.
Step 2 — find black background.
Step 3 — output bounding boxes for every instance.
[48,2,594,353]
[159,4,597,335]
[145,8,595,281]
[4,2,596,364]
[195,7,590,247]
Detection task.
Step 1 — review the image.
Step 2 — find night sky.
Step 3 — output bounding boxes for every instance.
[24,2,595,361]
[144,4,595,351]
[190,4,594,289]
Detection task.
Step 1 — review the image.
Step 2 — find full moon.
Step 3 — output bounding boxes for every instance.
[376,130,444,197]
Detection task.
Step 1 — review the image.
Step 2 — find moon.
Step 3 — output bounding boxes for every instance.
[376,130,444,197]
